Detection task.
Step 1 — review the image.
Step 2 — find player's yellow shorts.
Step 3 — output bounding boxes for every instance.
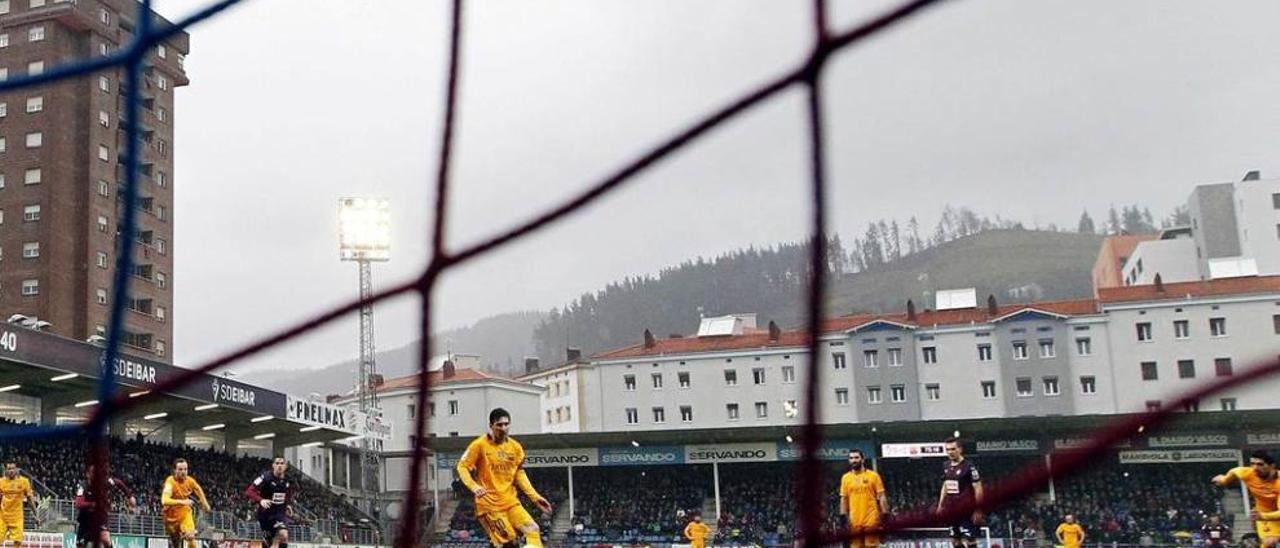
[165,512,197,539]
[849,523,881,548]
[690,540,706,548]
[1256,519,1280,539]
[0,513,23,541]
[478,504,536,547]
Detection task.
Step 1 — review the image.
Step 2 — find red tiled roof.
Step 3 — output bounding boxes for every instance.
[1098,275,1280,303]
[594,299,1100,360]
[373,368,498,393]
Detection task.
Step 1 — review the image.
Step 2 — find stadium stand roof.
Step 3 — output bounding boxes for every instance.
[0,327,362,447]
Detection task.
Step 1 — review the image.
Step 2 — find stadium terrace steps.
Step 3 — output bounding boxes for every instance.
[434,497,461,534]
[1222,489,1247,539]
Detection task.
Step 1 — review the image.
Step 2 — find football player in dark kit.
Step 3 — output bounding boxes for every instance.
[74,463,136,548]
[935,438,984,548]
[246,456,295,548]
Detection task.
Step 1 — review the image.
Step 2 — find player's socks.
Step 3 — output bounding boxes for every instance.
[523,530,543,547]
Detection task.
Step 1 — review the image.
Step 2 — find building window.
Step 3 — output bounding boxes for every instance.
[23,168,40,185]
[1043,377,1060,396]
[651,373,663,390]
[95,215,108,233]
[890,385,906,403]
[752,368,765,385]
[1145,400,1161,412]
[26,61,42,76]
[1210,317,1226,337]
[25,132,41,148]
[1275,314,1280,335]
[156,238,166,255]
[1221,398,1238,411]
[652,407,665,423]
[832,352,846,369]
[1184,400,1200,413]
[925,384,941,401]
[679,406,692,423]
[157,138,167,158]
[1136,322,1152,341]
[726,403,739,421]
[867,386,882,404]
[25,96,40,113]
[99,7,110,25]
[545,410,552,425]
[981,381,997,399]
[157,171,167,188]
[623,374,635,391]
[0,68,8,81]
[1038,339,1055,358]
[0,137,5,152]
[156,306,165,322]
[157,106,167,122]
[724,369,737,386]
[1274,193,1280,209]
[0,2,7,15]
[30,0,45,8]
[625,408,638,424]
[782,365,795,383]
[98,144,109,161]
[157,44,167,58]
[28,25,43,42]
[98,76,109,93]
[922,346,937,364]
[863,350,878,368]
[1174,320,1190,339]
[677,371,690,389]
[21,242,38,258]
[96,288,107,305]
[157,75,169,91]
[20,279,38,296]
[96,252,108,268]
[1075,337,1092,356]
[0,33,7,47]
[887,347,903,366]
[1141,361,1158,381]
[96,180,110,197]
[447,400,458,415]
[1015,377,1033,397]
[835,388,849,405]
[99,110,109,127]
[22,205,40,222]
[1177,359,1196,379]
[1215,358,1233,377]
[754,402,767,419]
[157,272,167,289]
[1012,341,1028,360]
[1080,376,1097,394]
[977,344,992,362]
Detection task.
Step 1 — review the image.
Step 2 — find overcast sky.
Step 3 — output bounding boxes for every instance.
[153,0,1280,375]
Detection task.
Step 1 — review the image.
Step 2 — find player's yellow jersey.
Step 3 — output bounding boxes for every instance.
[841,469,885,527]
[1226,467,1280,513]
[0,477,30,517]
[684,521,711,541]
[1057,523,1085,546]
[457,434,527,514]
[162,475,203,523]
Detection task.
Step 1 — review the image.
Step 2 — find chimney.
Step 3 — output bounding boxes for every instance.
[1154,273,1164,292]
[643,329,656,349]
[566,347,582,362]
[1243,170,1261,182]
[768,321,781,342]
[906,300,917,322]
[986,294,998,316]
[524,357,540,374]
[371,374,385,387]
[442,360,456,379]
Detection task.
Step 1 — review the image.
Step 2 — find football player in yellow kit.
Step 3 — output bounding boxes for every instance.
[457,408,552,548]
[161,459,211,548]
[0,462,39,548]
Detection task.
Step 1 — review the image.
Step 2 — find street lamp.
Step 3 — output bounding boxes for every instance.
[337,197,390,523]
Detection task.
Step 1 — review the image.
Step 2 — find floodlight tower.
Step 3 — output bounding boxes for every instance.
[338,197,391,520]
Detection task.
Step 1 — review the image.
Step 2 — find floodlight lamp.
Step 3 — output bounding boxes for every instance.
[338,197,391,262]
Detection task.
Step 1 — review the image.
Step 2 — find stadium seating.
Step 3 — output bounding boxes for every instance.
[0,419,373,530]
[434,456,1237,546]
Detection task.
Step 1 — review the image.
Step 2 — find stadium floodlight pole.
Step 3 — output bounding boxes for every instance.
[338,197,391,527]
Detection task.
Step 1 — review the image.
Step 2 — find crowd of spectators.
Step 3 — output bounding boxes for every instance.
[448,455,1238,546]
[0,419,371,528]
